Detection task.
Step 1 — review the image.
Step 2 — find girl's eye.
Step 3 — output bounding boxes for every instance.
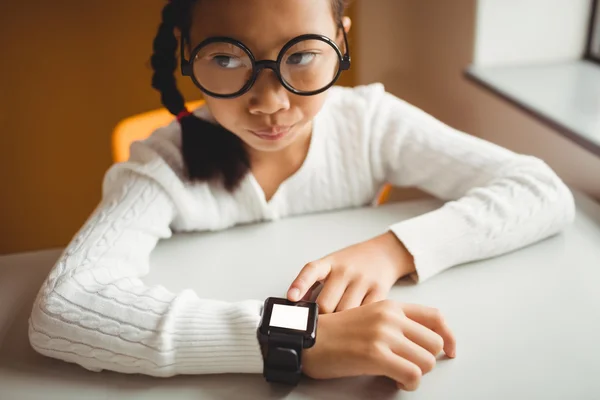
[286,52,317,66]
[212,55,243,69]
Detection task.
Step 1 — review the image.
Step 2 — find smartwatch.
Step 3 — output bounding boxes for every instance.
[257,297,318,385]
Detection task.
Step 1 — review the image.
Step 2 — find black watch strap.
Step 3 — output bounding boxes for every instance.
[263,332,304,385]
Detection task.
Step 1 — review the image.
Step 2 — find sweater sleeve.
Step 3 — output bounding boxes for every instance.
[28,160,264,377]
[366,85,576,283]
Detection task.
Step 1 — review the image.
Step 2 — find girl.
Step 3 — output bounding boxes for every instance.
[28,0,574,392]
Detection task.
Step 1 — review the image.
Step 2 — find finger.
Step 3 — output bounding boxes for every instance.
[379,349,422,391]
[288,262,332,302]
[401,318,444,357]
[401,304,457,358]
[316,276,348,314]
[363,287,387,305]
[335,282,368,312]
[300,282,322,302]
[391,336,437,375]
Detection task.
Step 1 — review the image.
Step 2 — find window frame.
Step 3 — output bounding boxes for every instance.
[586,0,600,63]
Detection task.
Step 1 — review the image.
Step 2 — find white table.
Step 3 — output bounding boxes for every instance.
[2,193,600,400]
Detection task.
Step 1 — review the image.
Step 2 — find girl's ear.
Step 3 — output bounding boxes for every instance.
[342,16,352,34]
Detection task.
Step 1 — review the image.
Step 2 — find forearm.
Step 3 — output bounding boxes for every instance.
[29,169,265,376]
[373,231,416,279]
[389,158,575,282]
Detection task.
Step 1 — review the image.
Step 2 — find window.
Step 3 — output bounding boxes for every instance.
[466,0,600,156]
[588,0,600,62]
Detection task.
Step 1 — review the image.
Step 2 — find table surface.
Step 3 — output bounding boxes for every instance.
[467,61,600,156]
[2,192,600,400]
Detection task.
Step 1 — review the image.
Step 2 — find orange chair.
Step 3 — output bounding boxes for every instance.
[112,100,205,163]
[111,100,392,204]
[375,183,393,205]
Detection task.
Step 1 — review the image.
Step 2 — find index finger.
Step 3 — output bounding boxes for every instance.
[287,261,331,302]
[401,304,457,358]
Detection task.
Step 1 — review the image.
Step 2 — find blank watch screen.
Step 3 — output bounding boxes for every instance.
[269,304,309,331]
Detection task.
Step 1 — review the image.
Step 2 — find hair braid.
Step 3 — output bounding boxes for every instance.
[150,0,249,191]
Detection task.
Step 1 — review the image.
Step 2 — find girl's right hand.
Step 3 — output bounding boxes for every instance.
[302,300,457,391]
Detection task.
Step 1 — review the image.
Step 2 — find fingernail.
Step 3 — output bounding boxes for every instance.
[288,288,300,301]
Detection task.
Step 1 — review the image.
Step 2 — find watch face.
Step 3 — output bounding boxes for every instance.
[258,297,318,347]
[270,303,310,331]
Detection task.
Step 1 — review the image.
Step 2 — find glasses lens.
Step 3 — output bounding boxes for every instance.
[192,41,253,95]
[280,39,341,93]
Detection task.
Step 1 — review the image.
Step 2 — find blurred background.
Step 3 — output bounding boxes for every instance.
[1,0,599,255]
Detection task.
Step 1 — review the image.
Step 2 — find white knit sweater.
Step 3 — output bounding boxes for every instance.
[28,84,575,377]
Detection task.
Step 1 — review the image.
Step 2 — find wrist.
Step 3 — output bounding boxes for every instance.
[302,313,329,378]
[378,231,416,279]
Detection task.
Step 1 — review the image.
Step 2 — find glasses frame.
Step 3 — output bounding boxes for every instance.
[180,23,351,99]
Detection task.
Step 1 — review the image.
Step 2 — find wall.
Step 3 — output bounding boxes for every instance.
[355,0,600,201]
[0,1,357,255]
[1,1,181,254]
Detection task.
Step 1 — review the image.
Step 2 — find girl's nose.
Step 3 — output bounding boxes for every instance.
[248,69,291,116]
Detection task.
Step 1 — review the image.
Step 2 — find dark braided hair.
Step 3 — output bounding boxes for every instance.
[150,0,349,191]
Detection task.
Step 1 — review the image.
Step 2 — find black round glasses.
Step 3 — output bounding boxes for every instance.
[180,24,351,99]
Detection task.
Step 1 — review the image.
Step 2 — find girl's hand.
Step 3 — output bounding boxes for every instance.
[287,232,416,313]
[303,300,457,391]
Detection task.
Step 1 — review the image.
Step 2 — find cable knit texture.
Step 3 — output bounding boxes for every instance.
[28,84,575,376]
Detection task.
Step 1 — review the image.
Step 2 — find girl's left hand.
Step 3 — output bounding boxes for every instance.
[287,232,416,313]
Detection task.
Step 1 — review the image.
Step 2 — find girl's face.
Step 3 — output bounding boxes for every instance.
[187,0,350,155]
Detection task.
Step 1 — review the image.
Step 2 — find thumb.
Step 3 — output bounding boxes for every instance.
[288,261,332,302]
